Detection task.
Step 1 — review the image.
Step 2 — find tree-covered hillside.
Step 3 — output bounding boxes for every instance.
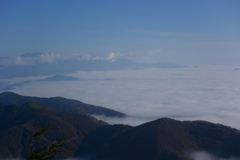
[1,95,240,160]
[0,92,127,117]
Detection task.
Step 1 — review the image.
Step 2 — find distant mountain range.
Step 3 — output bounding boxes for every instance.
[37,75,80,81]
[0,58,184,79]
[0,92,126,117]
[0,92,240,160]
[0,75,81,91]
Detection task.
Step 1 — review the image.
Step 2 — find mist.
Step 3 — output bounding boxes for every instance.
[186,151,240,160]
[4,65,240,128]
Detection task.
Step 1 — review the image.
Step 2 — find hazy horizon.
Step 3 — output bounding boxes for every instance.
[1,0,240,65]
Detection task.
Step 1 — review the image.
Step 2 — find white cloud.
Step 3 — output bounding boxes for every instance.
[0,57,22,66]
[25,52,64,64]
[186,151,240,160]
[106,52,122,61]
[0,52,120,66]
[39,53,61,63]
[10,65,240,129]
[80,54,92,61]
[92,115,155,126]
[14,56,26,65]
[107,52,116,61]
[0,53,64,66]
[2,52,129,67]
[0,56,33,66]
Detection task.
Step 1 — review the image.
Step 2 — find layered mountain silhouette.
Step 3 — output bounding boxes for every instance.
[0,92,126,117]
[0,92,240,160]
[88,119,240,160]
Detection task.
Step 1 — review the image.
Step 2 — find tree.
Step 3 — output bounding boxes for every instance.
[25,126,72,160]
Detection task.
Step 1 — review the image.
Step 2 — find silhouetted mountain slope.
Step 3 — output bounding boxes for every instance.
[76,124,132,157]
[0,102,107,158]
[79,118,240,160]
[1,102,240,160]
[0,92,127,117]
[186,120,240,158]
[91,118,200,160]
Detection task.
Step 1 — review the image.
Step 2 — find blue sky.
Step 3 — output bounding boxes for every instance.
[0,0,240,65]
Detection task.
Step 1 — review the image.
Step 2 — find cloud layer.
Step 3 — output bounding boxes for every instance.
[7,65,240,128]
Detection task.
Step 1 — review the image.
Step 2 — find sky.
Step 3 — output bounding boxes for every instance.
[0,0,240,65]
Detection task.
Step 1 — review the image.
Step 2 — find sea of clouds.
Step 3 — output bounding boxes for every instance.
[3,65,240,129]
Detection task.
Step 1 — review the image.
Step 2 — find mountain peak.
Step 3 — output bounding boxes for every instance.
[38,75,80,81]
[0,91,23,99]
[0,91,19,96]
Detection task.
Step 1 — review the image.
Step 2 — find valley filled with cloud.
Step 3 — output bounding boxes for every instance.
[2,65,239,129]
[1,1,240,159]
